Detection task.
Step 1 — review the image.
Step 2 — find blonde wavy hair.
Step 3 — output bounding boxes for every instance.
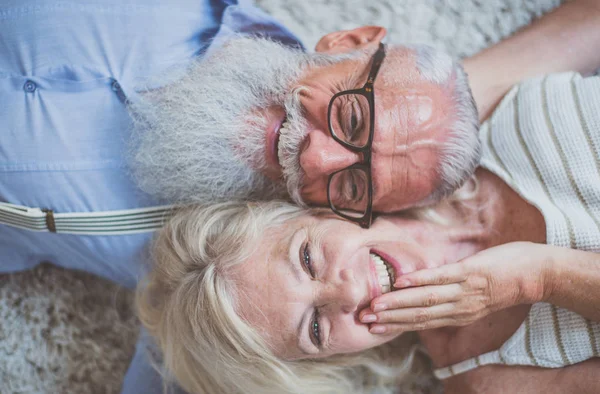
[136,200,427,394]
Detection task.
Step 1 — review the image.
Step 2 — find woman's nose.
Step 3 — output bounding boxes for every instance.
[326,268,363,314]
[299,129,361,178]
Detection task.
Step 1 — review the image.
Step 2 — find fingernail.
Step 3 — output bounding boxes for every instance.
[395,279,410,288]
[370,325,386,334]
[373,303,387,312]
[361,314,377,323]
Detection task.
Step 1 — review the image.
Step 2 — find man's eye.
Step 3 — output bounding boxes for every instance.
[350,182,358,200]
[346,103,363,140]
[342,171,362,203]
[350,111,358,131]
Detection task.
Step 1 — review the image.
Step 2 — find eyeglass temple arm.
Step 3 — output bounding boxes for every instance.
[365,43,386,85]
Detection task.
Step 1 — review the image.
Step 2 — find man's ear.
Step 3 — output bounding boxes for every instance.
[315,26,387,53]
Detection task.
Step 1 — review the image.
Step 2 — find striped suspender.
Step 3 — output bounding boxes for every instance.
[0,202,174,235]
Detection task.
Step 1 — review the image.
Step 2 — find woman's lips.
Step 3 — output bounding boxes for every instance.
[371,249,403,284]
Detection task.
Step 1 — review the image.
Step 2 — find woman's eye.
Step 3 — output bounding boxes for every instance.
[303,243,321,348]
[303,242,315,277]
[311,309,322,347]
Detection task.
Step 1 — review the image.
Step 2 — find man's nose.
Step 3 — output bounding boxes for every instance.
[299,129,361,178]
[325,268,363,314]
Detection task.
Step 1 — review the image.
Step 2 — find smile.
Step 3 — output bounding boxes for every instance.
[370,252,395,294]
[266,112,288,174]
[276,116,291,162]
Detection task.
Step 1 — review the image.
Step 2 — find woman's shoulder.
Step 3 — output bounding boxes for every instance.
[484,71,599,125]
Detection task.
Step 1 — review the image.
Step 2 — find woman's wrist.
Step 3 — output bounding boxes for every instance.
[516,243,558,305]
[538,245,561,304]
[540,246,590,304]
[536,246,600,322]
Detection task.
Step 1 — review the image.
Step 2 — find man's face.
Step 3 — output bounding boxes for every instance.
[262,43,480,213]
[131,33,479,211]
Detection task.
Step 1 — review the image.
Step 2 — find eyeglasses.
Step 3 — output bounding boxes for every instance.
[326,43,386,228]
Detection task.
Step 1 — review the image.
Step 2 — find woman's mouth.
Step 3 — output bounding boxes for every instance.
[370,252,396,294]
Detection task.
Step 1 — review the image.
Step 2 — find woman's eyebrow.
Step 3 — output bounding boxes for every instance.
[286,228,303,283]
[306,223,325,258]
[296,309,314,356]
[285,228,310,355]
[285,227,320,357]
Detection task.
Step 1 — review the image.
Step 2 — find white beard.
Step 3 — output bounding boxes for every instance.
[129,36,344,203]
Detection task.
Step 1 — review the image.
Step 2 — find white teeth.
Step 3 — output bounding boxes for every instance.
[370,253,395,294]
[279,121,290,135]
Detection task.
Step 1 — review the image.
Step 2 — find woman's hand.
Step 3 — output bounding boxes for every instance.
[360,242,554,334]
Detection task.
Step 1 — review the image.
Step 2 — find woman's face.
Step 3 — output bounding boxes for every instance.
[231,214,454,360]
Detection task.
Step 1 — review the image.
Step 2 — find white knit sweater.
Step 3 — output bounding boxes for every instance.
[434,72,600,379]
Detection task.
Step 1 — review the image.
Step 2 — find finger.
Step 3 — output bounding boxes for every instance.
[395,263,466,288]
[369,317,459,334]
[371,283,462,312]
[359,307,376,323]
[368,303,456,325]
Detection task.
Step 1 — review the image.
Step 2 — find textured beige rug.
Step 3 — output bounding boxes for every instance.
[1,0,563,393]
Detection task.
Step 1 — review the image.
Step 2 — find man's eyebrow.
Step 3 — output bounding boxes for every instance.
[348,59,370,89]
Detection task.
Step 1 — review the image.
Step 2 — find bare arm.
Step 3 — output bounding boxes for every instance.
[543,247,600,322]
[464,0,600,122]
[444,359,600,394]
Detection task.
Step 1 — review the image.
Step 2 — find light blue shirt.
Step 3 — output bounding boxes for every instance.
[0,0,301,392]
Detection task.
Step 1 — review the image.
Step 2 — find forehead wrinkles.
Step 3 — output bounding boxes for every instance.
[371,94,410,197]
[379,47,421,88]
[374,96,409,148]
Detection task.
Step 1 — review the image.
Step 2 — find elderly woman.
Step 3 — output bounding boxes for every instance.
[138,195,599,394]
[138,66,600,392]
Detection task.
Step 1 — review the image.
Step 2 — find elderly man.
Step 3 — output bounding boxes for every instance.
[1,0,600,392]
[132,1,600,227]
[131,29,480,227]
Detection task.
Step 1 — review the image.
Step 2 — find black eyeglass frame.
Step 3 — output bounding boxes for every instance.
[325,42,386,228]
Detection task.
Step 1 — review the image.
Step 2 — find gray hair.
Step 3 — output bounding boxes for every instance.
[400,44,480,207]
[422,53,480,206]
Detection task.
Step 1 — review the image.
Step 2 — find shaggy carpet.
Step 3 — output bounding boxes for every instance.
[1,0,563,393]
